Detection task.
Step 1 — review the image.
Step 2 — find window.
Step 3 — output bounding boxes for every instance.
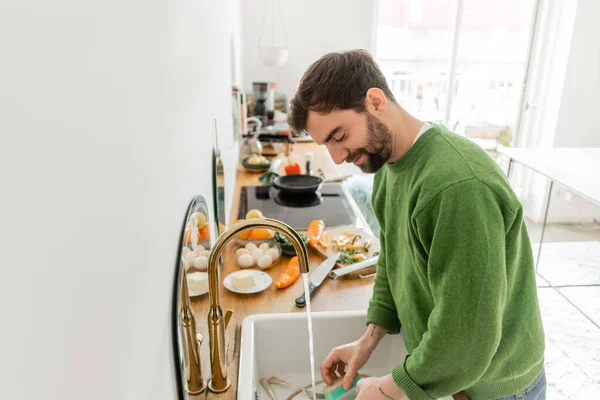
[376,0,537,149]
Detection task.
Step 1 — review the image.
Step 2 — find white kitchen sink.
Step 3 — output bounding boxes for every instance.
[238,310,450,400]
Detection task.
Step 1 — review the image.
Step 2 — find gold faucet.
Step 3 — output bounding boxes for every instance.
[205,217,310,393]
[179,264,207,395]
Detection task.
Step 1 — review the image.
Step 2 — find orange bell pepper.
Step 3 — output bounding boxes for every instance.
[250,228,274,241]
[275,256,300,289]
[199,223,210,242]
[307,220,325,248]
[233,219,251,240]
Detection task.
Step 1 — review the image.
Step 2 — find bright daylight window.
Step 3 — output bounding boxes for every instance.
[375,0,537,150]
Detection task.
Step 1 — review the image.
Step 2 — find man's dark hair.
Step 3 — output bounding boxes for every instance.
[289,49,396,135]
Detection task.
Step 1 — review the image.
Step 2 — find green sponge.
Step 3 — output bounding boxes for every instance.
[323,376,361,400]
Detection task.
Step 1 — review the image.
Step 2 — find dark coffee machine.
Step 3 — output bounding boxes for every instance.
[252,81,269,123]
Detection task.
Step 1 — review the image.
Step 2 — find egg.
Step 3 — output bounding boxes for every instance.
[257,254,274,270]
[237,253,254,268]
[259,243,271,253]
[236,248,251,257]
[182,247,192,258]
[266,247,281,261]
[194,245,205,255]
[185,251,197,267]
[246,242,258,252]
[199,250,210,258]
[251,249,263,262]
[194,256,208,271]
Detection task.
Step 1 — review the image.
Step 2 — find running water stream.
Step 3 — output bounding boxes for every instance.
[302,273,317,400]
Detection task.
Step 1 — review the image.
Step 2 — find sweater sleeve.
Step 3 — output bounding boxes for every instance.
[366,231,402,334]
[391,179,510,400]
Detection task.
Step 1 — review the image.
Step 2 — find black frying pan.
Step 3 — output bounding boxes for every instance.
[273,175,324,195]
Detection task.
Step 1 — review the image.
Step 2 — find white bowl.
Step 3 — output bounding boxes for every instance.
[259,46,289,67]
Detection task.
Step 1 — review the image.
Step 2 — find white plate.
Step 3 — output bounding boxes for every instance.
[188,287,208,297]
[223,270,272,294]
[186,272,209,297]
[313,225,380,267]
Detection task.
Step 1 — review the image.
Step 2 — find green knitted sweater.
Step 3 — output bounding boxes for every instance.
[366,124,545,400]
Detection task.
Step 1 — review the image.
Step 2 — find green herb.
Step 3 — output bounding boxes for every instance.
[342,248,362,255]
[351,234,361,245]
[337,248,362,264]
[336,242,369,265]
[373,251,379,257]
[274,231,308,246]
[258,171,278,186]
[337,254,359,265]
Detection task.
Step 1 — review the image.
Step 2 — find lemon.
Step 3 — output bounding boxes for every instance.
[194,211,207,227]
[245,209,263,219]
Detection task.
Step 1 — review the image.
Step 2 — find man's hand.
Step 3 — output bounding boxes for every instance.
[320,339,373,390]
[320,324,387,390]
[356,375,406,400]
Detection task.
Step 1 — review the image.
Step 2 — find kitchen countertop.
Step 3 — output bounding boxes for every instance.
[191,141,376,399]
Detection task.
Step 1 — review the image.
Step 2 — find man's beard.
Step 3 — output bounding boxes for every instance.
[346,113,393,173]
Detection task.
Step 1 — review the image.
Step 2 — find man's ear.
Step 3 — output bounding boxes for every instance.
[365,88,388,115]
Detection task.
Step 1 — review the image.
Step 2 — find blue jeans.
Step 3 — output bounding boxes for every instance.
[498,368,546,400]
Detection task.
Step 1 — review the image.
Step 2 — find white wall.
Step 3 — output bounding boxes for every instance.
[241,0,376,102]
[545,0,600,223]
[222,0,243,225]
[0,1,238,399]
[548,0,600,222]
[553,0,600,148]
[512,0,577,223]
[231,0,244,88]
[512,0,600,224]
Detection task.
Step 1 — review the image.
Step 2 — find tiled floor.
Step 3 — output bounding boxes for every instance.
[527,221,600,244]
[558,287,600,327]
[537,273,551,288]
[536,241,600,286]
[533,236,600,399]
[538,288,600,399]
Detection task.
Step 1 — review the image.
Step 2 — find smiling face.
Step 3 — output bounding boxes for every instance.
[289,50,399,172]
[306,108,394,174]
